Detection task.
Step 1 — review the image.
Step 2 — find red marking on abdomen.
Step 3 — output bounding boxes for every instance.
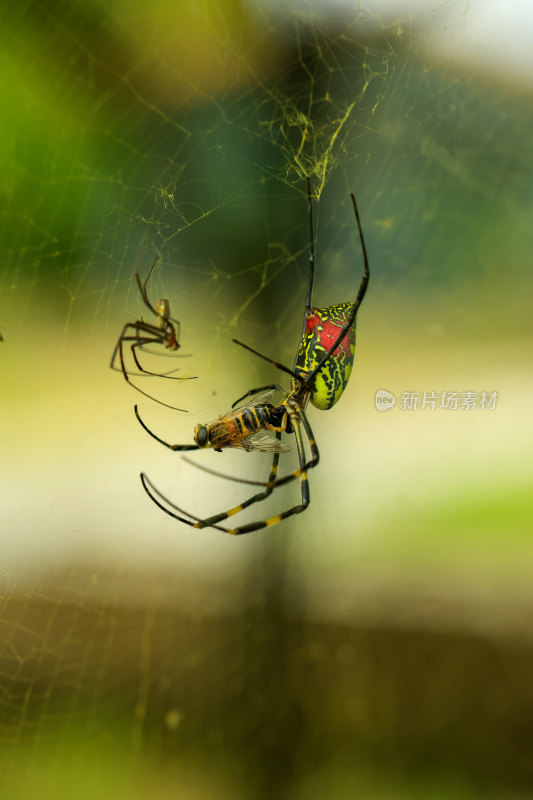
[306,308,352,359]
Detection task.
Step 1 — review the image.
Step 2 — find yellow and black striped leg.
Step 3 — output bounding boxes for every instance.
[228,407,319,493]
[139,432,284,532]
[268,407,319,491]
[227,411,310,534]
[140,473,241,533]
[134,405,199,451]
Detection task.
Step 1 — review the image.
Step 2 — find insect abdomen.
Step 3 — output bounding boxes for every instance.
[207,404,276,448]
[294,303,356,410]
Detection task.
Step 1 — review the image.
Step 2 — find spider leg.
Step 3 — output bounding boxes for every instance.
[140,431,284,530]
[136,257,160,318]
[128,364,187,378]
[134,405,199,450]
[136,348,192,361]
[301,176,315,339]
[124,321,170,374]
[131,328,160,373]
[112,334,184,378]
[130,339,196,380]
[231,384,285,409]
[140,473,232,533]
[114,331,191,411]
[225,410,311,534]
[302,193,369,394]
[266,407,319,490]
[111,320,166,373]
[110,322,146,372]
[232,339,300,381]
[181,456,269,486]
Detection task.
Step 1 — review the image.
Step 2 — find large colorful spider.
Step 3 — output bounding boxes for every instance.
[111,253,196,411]
[136,179,370,534]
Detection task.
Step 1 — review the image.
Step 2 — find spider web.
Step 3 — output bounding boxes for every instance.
[1,1,533,797]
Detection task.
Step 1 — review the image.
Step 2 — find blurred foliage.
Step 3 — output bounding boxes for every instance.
[2,0,532,312]
[3,585,533,799]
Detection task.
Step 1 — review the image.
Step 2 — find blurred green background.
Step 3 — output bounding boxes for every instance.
[1,1,533,798]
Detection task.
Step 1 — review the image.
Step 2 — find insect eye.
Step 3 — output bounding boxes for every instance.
[195,425,209,447]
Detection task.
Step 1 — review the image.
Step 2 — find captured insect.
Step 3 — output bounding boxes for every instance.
[110,250,196,411]
[136,178,370,534]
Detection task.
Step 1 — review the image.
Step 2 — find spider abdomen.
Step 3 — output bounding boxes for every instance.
[294,303,356,410]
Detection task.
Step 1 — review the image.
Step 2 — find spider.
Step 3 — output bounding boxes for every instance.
[110,253,196,411]
[135,178,370,534]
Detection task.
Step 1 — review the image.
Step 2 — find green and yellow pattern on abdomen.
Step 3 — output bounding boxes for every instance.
[294,302,356,410]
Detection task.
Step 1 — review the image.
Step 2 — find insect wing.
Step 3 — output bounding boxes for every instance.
[232,389,280,412]
[239,433,291,454]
